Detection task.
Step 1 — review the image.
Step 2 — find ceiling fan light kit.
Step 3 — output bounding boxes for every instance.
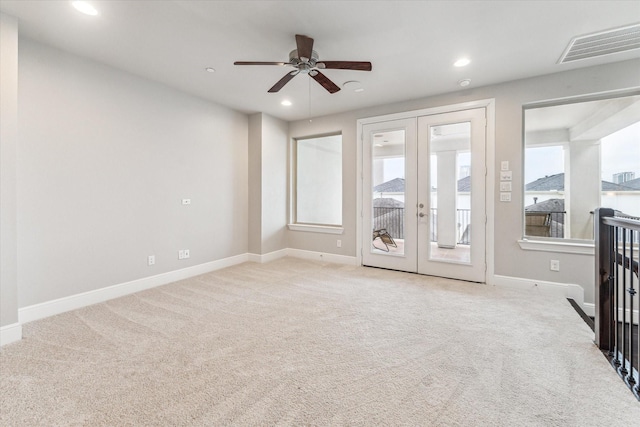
[234,34,372,94]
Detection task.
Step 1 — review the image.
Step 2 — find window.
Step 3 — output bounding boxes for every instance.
[523,92,640,241]
[293,134,342,228]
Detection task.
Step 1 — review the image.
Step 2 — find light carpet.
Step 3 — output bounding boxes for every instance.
[1,257,639,426]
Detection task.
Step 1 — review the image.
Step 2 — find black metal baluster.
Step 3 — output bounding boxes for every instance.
[608,225,616,358]
[626,227,636,388]
[629,231,640,400]
[613,226,621,369]
[619,227,629,378]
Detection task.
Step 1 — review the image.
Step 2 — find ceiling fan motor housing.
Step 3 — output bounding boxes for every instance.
[289,49,320,74]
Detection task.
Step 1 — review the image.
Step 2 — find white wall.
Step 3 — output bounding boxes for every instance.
[247,113,288,256]
[288,58,640,305]
[0,13,19,329]
[17,39,248,307]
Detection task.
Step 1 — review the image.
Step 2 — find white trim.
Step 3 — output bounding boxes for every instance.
[493,274,585,308]
[287,248,358,265]
[248,249,289,264]
[583,303,595,318]
[0,322,22,346]
[287,224,344,234]
[18,253,249,324]
[517,239,594,255]
[357,99,497,126]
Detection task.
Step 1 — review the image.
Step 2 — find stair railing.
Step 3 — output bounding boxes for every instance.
[595,207,640,400]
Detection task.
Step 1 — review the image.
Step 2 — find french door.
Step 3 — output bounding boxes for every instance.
[362,108,486,282]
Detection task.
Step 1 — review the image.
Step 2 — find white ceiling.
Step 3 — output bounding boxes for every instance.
[1,0,639,121]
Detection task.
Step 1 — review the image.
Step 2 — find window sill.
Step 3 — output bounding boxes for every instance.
[517,238,594,255]
[287,224,344,235]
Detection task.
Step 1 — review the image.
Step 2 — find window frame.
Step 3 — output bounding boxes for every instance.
[520,88,640,253]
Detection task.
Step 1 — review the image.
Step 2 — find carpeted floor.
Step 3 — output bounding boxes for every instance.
[1,258,639,425]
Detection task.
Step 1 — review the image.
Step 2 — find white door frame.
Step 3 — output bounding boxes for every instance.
[356,99,496,284]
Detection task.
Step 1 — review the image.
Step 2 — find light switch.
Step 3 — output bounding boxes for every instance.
[500,192,511,202]
[500,182,512,191]
[501,161,509,171]
[500,171,512,181]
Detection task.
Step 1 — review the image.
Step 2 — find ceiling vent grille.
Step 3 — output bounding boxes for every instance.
[558,23,640,63]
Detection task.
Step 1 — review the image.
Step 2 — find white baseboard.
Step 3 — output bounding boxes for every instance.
[286,248,358,265]
[493,274,585,310]
[0,322,22,346]
[583,303,595,318]
[13,249,357,341]
[18,253,249,325]
[247,249,289,264]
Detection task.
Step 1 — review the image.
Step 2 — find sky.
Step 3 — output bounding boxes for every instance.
[525,121,640,184]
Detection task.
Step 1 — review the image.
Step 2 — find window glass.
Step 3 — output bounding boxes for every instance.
[523,93,640,240]
[295,134,342,225]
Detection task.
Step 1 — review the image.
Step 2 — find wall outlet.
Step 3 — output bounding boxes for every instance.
[184,249,190,259]
[178,250,185,260]
[148,255,155,266]
[181,199,191,205]
[550,260,560,271]
[337,239,342,248]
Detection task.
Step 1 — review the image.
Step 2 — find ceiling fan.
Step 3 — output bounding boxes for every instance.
[234,34,372,94]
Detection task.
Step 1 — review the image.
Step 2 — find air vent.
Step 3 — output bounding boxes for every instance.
[558,23,640,63]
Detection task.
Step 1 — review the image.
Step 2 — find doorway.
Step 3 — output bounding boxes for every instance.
[362,107,487,282]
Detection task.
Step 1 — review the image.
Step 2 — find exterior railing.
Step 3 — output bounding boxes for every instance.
[431,208,471,245]
[371,207,472,245]
[595,208,640,401]
[373,207,404,239]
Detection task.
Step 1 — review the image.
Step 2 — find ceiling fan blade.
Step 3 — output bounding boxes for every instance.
[268,71,298,93]
[311,71,340,94]
[234,61,289,66]
[318,61,372,71]
[295,34,314,61]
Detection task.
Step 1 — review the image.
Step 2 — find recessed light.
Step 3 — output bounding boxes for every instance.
[454,58,471,67]
[71,1,98,16]
[458,78,472,87]
[205,67,216,73]
[374,144,383,147]
[281,100,292,106]
[354,88,365,93]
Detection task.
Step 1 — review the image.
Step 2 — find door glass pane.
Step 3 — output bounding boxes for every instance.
[371,130,405,255]
[428,122,471,264]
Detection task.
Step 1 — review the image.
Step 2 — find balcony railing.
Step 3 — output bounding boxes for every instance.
[372,207,471,245]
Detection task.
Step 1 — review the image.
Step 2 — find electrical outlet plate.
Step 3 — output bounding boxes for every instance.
[184,249,190,258]
[148,255,155,266]
[500,171,512,181]
[181,199,191,205]
[550,260,560,271]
